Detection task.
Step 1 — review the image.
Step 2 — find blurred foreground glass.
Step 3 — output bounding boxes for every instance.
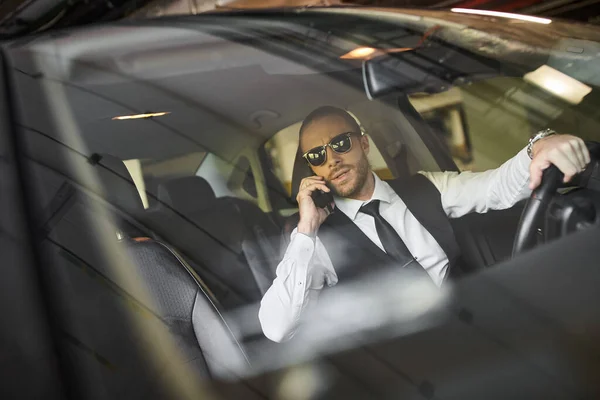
[227,266,451,377]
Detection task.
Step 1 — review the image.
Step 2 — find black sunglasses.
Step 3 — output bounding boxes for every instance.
[302,132,361,167]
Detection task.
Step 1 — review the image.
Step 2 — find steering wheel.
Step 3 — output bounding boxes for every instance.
[512,142,600,256]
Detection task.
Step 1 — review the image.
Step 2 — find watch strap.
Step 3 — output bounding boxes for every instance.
[527,128,556,159]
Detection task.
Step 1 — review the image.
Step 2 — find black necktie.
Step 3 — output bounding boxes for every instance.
[360,201,431,283]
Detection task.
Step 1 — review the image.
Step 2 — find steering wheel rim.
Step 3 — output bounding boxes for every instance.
[512,141,600,257]
[512,141,600,256]
[512,166,564,256]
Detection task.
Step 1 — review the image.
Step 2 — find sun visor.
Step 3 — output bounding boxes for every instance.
[11,24,357,85]
[57,38,355,85]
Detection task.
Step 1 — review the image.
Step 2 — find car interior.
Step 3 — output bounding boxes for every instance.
[3,10,600,400]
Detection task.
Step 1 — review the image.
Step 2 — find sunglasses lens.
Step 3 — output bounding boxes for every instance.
[306,148,326,166]
[304,133,354,166]
[330,134,352,153]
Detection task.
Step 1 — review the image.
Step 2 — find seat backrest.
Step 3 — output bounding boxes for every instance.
[123,238,249,379]
[157,175,217,214]
[94,155,250,375]
[147,176,280,311]
[36,152,250,398]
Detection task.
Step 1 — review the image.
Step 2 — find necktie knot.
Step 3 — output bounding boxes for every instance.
[360,200,381,217]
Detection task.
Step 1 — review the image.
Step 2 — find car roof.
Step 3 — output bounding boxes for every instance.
[6,8,600,160]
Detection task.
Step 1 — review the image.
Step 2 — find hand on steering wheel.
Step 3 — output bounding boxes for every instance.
[513,142,599,256]
[529,135,590,190]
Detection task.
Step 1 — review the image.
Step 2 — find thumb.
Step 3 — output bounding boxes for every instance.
[529,171,542,190]
[529,159,550,190]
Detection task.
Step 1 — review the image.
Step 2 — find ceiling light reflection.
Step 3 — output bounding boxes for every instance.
[451,8,552,24]
[340,47,378,59]
[112,112,171,120]
[340,46,414,61]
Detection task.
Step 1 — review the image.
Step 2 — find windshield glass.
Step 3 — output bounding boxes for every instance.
[6,9,600,400]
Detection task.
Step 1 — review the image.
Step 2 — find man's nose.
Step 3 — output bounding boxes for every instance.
[326,146,342,168]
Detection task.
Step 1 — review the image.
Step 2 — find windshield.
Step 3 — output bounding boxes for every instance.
[5,9,600,400]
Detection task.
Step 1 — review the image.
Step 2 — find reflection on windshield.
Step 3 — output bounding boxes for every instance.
[230,267,450,376]
[6,9,600,400]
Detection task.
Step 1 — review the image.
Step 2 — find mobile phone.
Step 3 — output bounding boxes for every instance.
[311,189,334,213]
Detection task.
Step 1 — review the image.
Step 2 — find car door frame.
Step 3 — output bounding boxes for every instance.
[0,46,73,399]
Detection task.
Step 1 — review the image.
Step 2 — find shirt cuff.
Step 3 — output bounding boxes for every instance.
[297,230,317,242]
[515,147,531,178]
[288,229,317,257]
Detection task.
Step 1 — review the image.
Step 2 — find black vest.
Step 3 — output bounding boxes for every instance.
[316,174,463,284]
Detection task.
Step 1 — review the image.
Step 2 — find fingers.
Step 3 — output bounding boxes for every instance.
[299,176,325,190]
[569,138,586,168]
[529,135,590,189]
[563,137,589,175]
[583,141,591,165]
[299,176,329,192]
[560,141,583,175]
[551,148,579,182]
[558,138,590,182]
[575,137,591,165]
[296,176,330,202]
[296,177,334,234]
[301,176,326,184]
[299,182,330,195]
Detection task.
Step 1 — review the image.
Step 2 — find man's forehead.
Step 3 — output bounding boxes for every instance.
[301,115,353,146]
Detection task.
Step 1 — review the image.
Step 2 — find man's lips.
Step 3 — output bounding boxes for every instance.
[331,169,350,181]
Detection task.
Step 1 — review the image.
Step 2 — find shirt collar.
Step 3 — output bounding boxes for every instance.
[333,172,393,221]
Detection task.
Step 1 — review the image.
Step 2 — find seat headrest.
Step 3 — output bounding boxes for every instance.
[94,154,144,214]
[291,146,314,201]
[158,176,216,214]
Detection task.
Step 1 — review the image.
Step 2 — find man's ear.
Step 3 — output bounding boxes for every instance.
[360,134,370,155]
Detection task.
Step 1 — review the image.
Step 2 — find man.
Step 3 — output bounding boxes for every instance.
[259,106,590,343]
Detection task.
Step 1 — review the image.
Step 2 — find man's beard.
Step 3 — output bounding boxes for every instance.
[327,155,371,198]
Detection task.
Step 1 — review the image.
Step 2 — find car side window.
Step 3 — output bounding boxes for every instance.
[409,77,600,172]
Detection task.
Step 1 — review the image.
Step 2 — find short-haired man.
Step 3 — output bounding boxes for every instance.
[259,106,590,343]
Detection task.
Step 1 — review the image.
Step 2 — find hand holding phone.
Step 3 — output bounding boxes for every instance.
[296,176,334,236]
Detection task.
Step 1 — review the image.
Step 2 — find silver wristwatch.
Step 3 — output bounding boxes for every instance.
[527,128,557,159]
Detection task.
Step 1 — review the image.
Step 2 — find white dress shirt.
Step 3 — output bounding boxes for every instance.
[259,148,532,342]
